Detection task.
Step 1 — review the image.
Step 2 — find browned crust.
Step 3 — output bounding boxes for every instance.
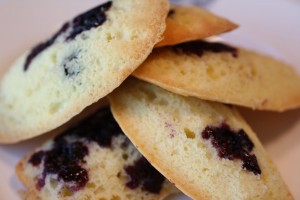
[16,153,41,200]
[0,0,170,144]
[108,78,294,200]
[133,47,300,112]
[156,5,238,47]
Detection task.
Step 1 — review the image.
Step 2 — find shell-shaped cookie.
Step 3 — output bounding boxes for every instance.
[109,78,293,200]
[134,40,300,111]
[0,0,169,143]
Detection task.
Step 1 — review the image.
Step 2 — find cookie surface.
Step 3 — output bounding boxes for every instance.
[0,0,169,143]
[109,78,293,200]
[156,5,238,47]
[16,107,179,200]
[133,40,300,111]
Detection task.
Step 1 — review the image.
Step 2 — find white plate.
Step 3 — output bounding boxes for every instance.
[0,0,299,199]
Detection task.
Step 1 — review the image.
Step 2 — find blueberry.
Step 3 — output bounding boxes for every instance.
[24,1,112,71]
[202,123,261,175]
[28,107,125,192]
[172,40,238,58]
[125,157,165,194]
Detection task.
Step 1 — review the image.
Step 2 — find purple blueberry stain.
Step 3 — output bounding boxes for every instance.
[201,123,261,175]
[24,1,112,71]
[29,140,89,191]
[24,23,69,71]
[28,107,123,192]
[28,151,45,167]
[164,122,177,138]
[172,40,238,58]
[28,107,166,194]
[56,107,123,148]
[66,1,112,41]
[125,157,166,194]
[62,51,81,77]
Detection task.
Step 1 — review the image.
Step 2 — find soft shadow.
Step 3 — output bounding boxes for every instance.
[0,131,59,159]
[237,107,300,145]
[10,173,26,200]
[0,97,109,160]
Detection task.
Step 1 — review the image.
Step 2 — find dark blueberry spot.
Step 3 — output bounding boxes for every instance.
[58,165,88,189]
[168,9,175,18]
[28,107,123,192]
[35,140,89,191]
[24,23,69,71]
[63,52,81,77]
[237,130,254,152]
[172,40,238,58]
[28,151,45,167]
[125,157,165,194]
[56,107,123,148]
[66,1,112,41]
[36,172,46,190]
[201,123,261,175]
[24,1,112,71]
[242,154,261,175]
[32,140,89,191]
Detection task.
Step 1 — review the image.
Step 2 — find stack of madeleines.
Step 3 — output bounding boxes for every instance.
[0,0,299,199]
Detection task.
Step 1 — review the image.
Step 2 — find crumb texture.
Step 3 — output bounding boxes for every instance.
[0,0,169,143]
[134,40,300,111]
[16,107,179,200]
[109,78,293,200]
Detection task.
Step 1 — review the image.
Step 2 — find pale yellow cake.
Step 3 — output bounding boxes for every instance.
[133,40,300,111]
[109,78,293,200]
[16,107,179,200]
[0,0,169,143]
